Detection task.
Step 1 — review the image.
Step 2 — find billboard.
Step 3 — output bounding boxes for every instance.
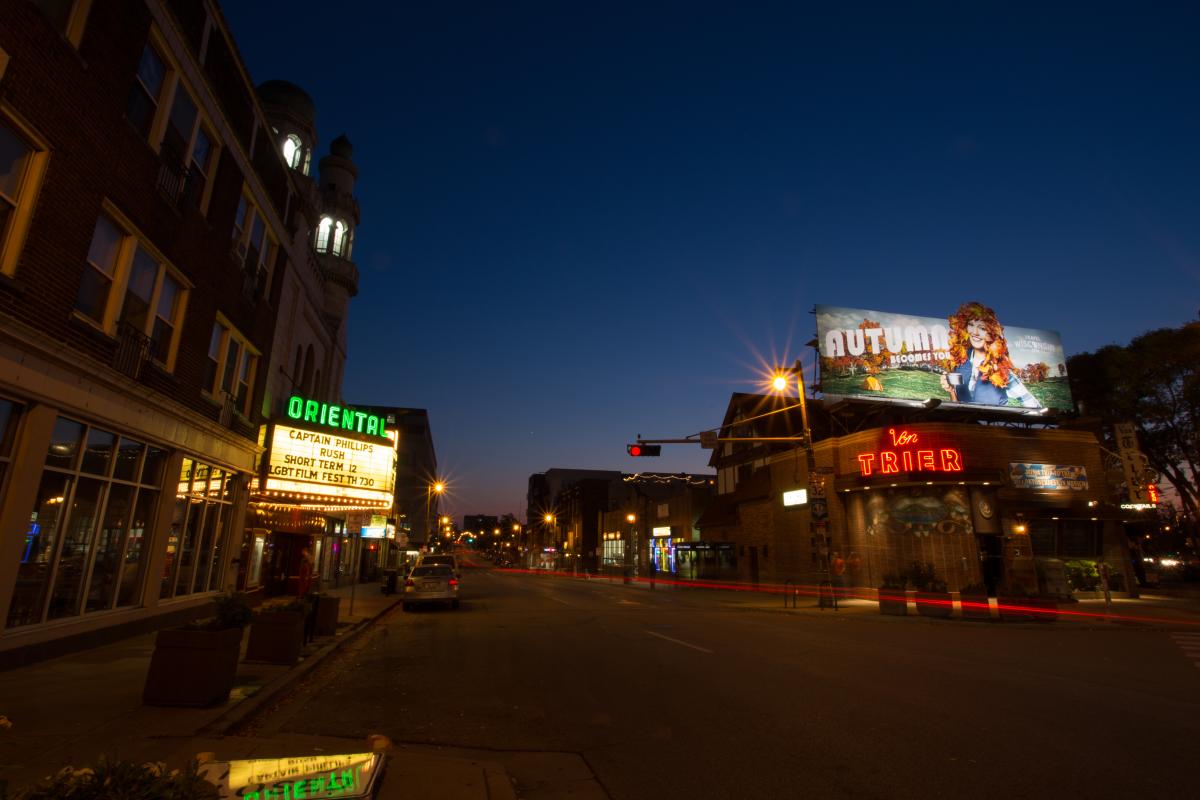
[815,303,1071,411]
[263,424,396,508]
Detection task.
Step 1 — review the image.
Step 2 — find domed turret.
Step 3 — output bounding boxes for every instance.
[257,80,317,176]
[257,80,315,124]
[329,134,354,160]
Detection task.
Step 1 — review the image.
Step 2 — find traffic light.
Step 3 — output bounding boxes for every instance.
[627,443,661,457]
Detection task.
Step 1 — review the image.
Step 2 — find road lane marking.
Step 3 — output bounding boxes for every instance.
[644,630,713,654]
[547,595,574,606]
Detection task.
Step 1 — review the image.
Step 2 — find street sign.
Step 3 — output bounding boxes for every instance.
[699,430,718,449]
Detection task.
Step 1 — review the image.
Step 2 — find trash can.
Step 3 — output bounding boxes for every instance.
[312,593,340,636]
[382,569,399,595]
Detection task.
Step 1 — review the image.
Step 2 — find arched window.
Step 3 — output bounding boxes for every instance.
[293,347,303,389]
[315,216,332,252]
[282,134,303,170]
[345,229,354,259]
[314,370,322,400]
[332,220,347,257]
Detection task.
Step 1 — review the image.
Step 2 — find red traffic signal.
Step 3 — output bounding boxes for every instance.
[627,443,661,457]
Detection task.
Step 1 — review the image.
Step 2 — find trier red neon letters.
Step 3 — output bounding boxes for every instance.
[856,429,963,476]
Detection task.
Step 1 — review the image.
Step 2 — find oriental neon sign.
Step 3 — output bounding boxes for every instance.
[286,396,388,441]
[857,428,963,476]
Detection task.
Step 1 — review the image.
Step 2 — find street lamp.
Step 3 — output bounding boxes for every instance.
[770,360,832,607]
[425,480,445,544]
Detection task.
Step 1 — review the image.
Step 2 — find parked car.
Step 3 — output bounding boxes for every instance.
[402,565,459,610]
[416,553,460,578]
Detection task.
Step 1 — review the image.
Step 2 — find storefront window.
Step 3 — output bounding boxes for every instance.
[160,458,235,600]
[0,397,22,513]
[6,416,164,628]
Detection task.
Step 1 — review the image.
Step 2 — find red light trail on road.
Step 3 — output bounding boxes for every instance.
[490,568,1200,627]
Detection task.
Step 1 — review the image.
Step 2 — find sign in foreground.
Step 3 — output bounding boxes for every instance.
[199,752,383,800]
[816,303,1071,411]
[263,424,395,507]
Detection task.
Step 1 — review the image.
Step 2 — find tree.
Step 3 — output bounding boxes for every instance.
[1067,323,1200,519]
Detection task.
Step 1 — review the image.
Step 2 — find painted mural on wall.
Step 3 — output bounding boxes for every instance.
[865,486,974,538]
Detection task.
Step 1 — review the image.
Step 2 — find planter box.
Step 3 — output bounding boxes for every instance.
[959,593,993,622]
[142,625,244,707]
[877,588,908,616]
[915,591,953,619]
[998,596,1058,623]
[313,594,340,637]
[245,610,306,664]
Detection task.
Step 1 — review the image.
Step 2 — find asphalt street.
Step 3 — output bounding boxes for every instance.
[242,568,1200,799]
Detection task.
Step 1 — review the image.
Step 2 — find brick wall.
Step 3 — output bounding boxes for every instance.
[0,0,285,434]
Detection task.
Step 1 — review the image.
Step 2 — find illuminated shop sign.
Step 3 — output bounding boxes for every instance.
[199,752,382,800]
[1009,463,1088,491]
[782,489,808,506]
[360,526,386,539]
[652,526,672,537]
[286,395,389,441]
[815,303,1071,412]
[1120,503,1156,511]
[856,428,963,477]
[263,425,396,507]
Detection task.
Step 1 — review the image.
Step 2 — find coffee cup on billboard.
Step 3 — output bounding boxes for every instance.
[946,373,963,387]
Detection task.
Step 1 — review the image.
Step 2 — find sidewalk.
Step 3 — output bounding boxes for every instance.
[0,581,516,799]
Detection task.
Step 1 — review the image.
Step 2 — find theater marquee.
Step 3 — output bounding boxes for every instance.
[262,424,396,508]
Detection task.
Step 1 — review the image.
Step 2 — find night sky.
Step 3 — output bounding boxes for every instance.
[224,2,1200,520]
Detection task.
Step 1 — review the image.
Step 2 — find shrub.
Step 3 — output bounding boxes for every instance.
[13,758,218,800]
[185,592,253,631]
[960,581,988,596]
[880,572,907,590]
[905,562,947,593]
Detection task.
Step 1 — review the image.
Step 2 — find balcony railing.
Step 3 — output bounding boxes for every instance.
[113,321,151,380]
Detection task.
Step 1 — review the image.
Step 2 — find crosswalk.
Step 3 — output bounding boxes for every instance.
[1170,632,1200,668]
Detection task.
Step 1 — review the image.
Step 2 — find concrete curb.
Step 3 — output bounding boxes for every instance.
[198,595,402,737]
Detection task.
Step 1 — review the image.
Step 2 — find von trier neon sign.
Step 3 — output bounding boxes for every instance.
[856,428,963,476]
[286,395,388,440]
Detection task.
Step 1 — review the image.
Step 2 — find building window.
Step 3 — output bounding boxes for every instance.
[159,86,218,210]
[74,208,189,368]
[231,191,275,295]
[205,318,258,417]
[0,114,50,277]
[315,216,332,252]
[28,0,92,46]
[126,41,169,139]
[0,396,24,530]
[5,415,166,628]
[121,244,183,364]
[331,220,347,257]
[159,458,236,600]
[283,133,303,170]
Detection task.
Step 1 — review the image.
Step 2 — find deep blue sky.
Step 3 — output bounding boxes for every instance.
[224,2,1200,521]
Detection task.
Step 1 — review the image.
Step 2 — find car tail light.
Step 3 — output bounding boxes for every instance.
[405,579,415,587]
[449,579,458,587]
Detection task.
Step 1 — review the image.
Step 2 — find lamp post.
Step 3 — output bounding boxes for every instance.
[771,359,834,608]
[425,481,445,547]
[543,513,555,571]
[625,513,636,584]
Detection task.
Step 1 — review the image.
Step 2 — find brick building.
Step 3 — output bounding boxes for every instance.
[0,0,363,663]
[701,393,1137,597]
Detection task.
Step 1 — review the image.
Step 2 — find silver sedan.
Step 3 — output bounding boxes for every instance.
[402,565,460,610]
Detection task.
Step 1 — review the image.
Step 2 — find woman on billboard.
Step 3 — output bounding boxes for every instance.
[939,302,1041,408]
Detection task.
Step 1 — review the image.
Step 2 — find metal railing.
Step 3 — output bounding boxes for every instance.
[113,321,150,379]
